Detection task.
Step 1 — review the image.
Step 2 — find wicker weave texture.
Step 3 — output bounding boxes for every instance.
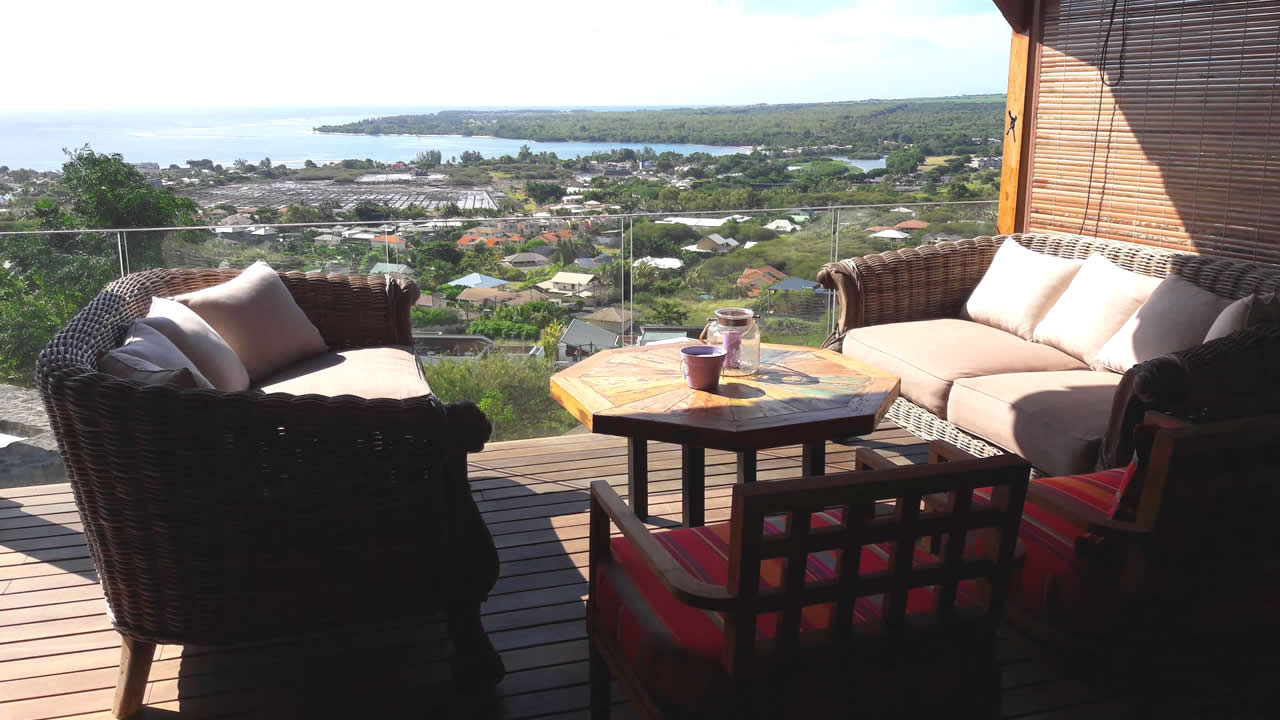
[35,269,493,646]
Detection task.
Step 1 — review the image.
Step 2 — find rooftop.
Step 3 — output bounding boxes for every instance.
[447,272,509,289]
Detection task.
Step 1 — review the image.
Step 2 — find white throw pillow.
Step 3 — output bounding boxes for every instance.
[142,297,251,391]
[1093,275,1233,373]
[99,321,215,389]
[962,240,1083,340]
[174,261,327,382]
[1032,254,1162,365]
[1203,291,1280,342]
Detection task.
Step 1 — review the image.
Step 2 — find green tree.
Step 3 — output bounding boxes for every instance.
[538,320,566,359]
[477,389,517,440]
[414,150,442,169]
[524,181,565,205]
[886,147,926,174]
[0,147,197,383]
[645,299,689,325]
[426,354,577,439]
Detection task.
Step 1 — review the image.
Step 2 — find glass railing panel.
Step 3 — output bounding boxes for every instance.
[0,230,122,383]
[417,215,627,441]
[0,201,996,436]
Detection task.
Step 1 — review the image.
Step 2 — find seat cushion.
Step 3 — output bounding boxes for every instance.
[593,514,987,713]
[972,470,1125,615]
[947,371,1123,477]
[843,319,1087,417]
[174,260,327,382]
[254,346,429,400]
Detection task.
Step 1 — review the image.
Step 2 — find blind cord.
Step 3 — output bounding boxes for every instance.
[1080,0,1131,234]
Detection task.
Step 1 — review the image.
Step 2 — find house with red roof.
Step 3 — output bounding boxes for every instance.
[736,265,788,289]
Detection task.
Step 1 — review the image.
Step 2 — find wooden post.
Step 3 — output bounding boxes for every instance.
[682,446,705,528]
[627,437,648,520]
[997,0,1042,235]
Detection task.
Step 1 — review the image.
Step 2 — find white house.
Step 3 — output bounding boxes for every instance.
[536,271,603,296]
[765,219,798,233]
[634,257,684,270]
[655,216,730,228]
[870,229,912,240]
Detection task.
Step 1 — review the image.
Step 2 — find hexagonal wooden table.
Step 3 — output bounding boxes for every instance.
[550,342,900,527]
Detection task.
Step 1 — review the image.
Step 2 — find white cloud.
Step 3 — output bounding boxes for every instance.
[1,0,1011,111]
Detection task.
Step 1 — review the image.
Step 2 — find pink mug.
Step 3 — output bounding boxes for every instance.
[680,345,727,391]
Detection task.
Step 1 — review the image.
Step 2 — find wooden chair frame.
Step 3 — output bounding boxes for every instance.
[928,412,1280,646]
[587,453,1031,719]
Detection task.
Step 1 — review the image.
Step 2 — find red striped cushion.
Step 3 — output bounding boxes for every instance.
[1034,467,1129,517]
[973,467,1128,615]
[592,511,984,712]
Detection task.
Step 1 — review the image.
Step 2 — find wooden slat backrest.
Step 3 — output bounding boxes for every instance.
[1137,414,1280,571]
[1027,0,1280,265]
[721,455,1030,675]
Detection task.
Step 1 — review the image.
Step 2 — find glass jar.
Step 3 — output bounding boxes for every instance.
[701,308,761,377]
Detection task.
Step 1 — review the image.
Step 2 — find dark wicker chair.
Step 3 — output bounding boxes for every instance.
[35,268,503,718]
[818,232,1280,470]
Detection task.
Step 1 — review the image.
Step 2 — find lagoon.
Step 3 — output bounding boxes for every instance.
[0,106,747,171]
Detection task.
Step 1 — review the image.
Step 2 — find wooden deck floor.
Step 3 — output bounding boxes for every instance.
[0,426,1269,718]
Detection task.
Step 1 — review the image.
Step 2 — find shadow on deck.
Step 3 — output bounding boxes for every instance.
[0,426,1272,718]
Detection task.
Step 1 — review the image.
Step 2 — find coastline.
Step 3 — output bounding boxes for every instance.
[312,129,755,153]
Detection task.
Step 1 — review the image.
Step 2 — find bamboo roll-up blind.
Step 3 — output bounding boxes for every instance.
[1028,0,1280,264]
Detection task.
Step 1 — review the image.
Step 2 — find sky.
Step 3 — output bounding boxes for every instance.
[1,0,1011,112]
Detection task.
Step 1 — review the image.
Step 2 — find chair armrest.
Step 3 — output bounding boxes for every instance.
[1099,322,1280,468]
[589,481,735,611]
[1086,516,1152,541]
[281,272,419,348]
[817,236,1001,349]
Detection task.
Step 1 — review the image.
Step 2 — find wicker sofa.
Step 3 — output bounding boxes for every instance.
[36,268,503,718]
[817,232,1280,475]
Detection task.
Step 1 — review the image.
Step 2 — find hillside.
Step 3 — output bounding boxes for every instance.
[315,96,1005,153]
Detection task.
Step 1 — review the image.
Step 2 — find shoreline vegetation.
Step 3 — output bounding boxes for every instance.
[314,96,1004,154]
[310,129,756,153]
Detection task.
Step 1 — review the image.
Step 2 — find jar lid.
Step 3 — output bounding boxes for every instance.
[714,307,754,327]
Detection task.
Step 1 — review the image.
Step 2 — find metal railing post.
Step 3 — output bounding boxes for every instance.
[115,232,126,278]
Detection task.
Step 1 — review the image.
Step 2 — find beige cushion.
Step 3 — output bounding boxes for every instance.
[1204,291,1280,342]
[947,370,1123,477]
[174,261,327,382]
[1093,275,1233,373]
[842,319,1087,417]
[962,240,1083,340]
[254,346,429,400]
[1032,254,1161,365]
[99,321,213,389]
[141,297,250,391]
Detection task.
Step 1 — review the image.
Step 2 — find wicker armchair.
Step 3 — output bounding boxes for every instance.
[817,232,1280,470]
[35,268,503,718]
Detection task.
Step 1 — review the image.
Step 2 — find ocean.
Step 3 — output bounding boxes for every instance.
[0,106,752,172]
